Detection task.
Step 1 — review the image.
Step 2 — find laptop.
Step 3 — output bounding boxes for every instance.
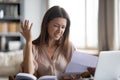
[94,51,120,80]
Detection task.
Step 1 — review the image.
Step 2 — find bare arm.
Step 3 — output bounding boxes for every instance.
[20,20,34,74]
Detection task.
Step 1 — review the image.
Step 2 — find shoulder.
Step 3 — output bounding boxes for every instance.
[69,41,76,52]
[32,44,38,52]
[32,44,40,58]
[32,44,45,56]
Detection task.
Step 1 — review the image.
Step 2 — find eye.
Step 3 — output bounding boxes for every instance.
[53,23,59,27]
[61,26,66,29]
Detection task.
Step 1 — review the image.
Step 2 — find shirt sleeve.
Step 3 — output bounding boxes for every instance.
[70,42,76,53]
[32,44,38,72]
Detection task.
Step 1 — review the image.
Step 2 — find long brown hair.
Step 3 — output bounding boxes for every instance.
[33,6,71,61]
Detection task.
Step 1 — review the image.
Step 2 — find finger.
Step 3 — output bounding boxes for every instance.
[26,20,29,28]
[76,74,81,79]
[29,23,33,30]
[80,72,91,78]
[70,75,76,79]
[26,20,31,30]
[24,20,28,30]
[21,21,24,31]
[23,20,26,27]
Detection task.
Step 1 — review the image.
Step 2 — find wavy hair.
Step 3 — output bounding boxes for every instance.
[33,6,71,61]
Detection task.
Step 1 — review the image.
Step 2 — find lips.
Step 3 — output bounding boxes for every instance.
[55,34,61,38]
[54,33,61,38]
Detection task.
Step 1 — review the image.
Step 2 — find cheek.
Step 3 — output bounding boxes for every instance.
[48,26,53,32]
[62,29,66,34]
[48,27,56,36]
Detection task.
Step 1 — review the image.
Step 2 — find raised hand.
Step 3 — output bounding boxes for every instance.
[20,20,33,42]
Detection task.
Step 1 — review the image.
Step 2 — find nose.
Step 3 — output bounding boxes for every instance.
[57,26,61,33]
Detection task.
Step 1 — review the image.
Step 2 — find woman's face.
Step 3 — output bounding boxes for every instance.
[48,17,67,41]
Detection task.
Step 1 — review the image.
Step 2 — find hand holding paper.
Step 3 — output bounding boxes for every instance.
[64,51,98,75]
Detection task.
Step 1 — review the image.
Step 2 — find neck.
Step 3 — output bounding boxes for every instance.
[47,39,56,48]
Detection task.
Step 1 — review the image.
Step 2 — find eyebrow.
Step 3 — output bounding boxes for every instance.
[53,22,66,27]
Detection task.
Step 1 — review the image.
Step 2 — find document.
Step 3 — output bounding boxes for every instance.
[64,51,98,75]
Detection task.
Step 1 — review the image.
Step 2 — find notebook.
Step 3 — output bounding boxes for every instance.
[94,51,120,80]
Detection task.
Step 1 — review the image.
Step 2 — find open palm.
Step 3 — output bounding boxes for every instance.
[20,20,33,42]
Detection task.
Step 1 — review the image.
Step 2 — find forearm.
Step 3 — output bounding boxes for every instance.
[23,41,34,74]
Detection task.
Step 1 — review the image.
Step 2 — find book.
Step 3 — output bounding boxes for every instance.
[15,73,57,80]
[8,22,17,32]
[0,22,8,33]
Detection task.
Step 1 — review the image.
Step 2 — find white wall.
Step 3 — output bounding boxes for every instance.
[20,0,47,40]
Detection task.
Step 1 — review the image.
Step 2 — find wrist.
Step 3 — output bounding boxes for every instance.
[26,41,32,45]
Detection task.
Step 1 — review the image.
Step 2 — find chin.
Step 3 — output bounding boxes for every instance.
[54,37,60,40]
[54,38,60,41]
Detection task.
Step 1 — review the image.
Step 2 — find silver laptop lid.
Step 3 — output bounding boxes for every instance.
[94,51,120,80]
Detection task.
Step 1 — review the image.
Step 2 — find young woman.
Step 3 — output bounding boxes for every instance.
[20,6,93,80]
